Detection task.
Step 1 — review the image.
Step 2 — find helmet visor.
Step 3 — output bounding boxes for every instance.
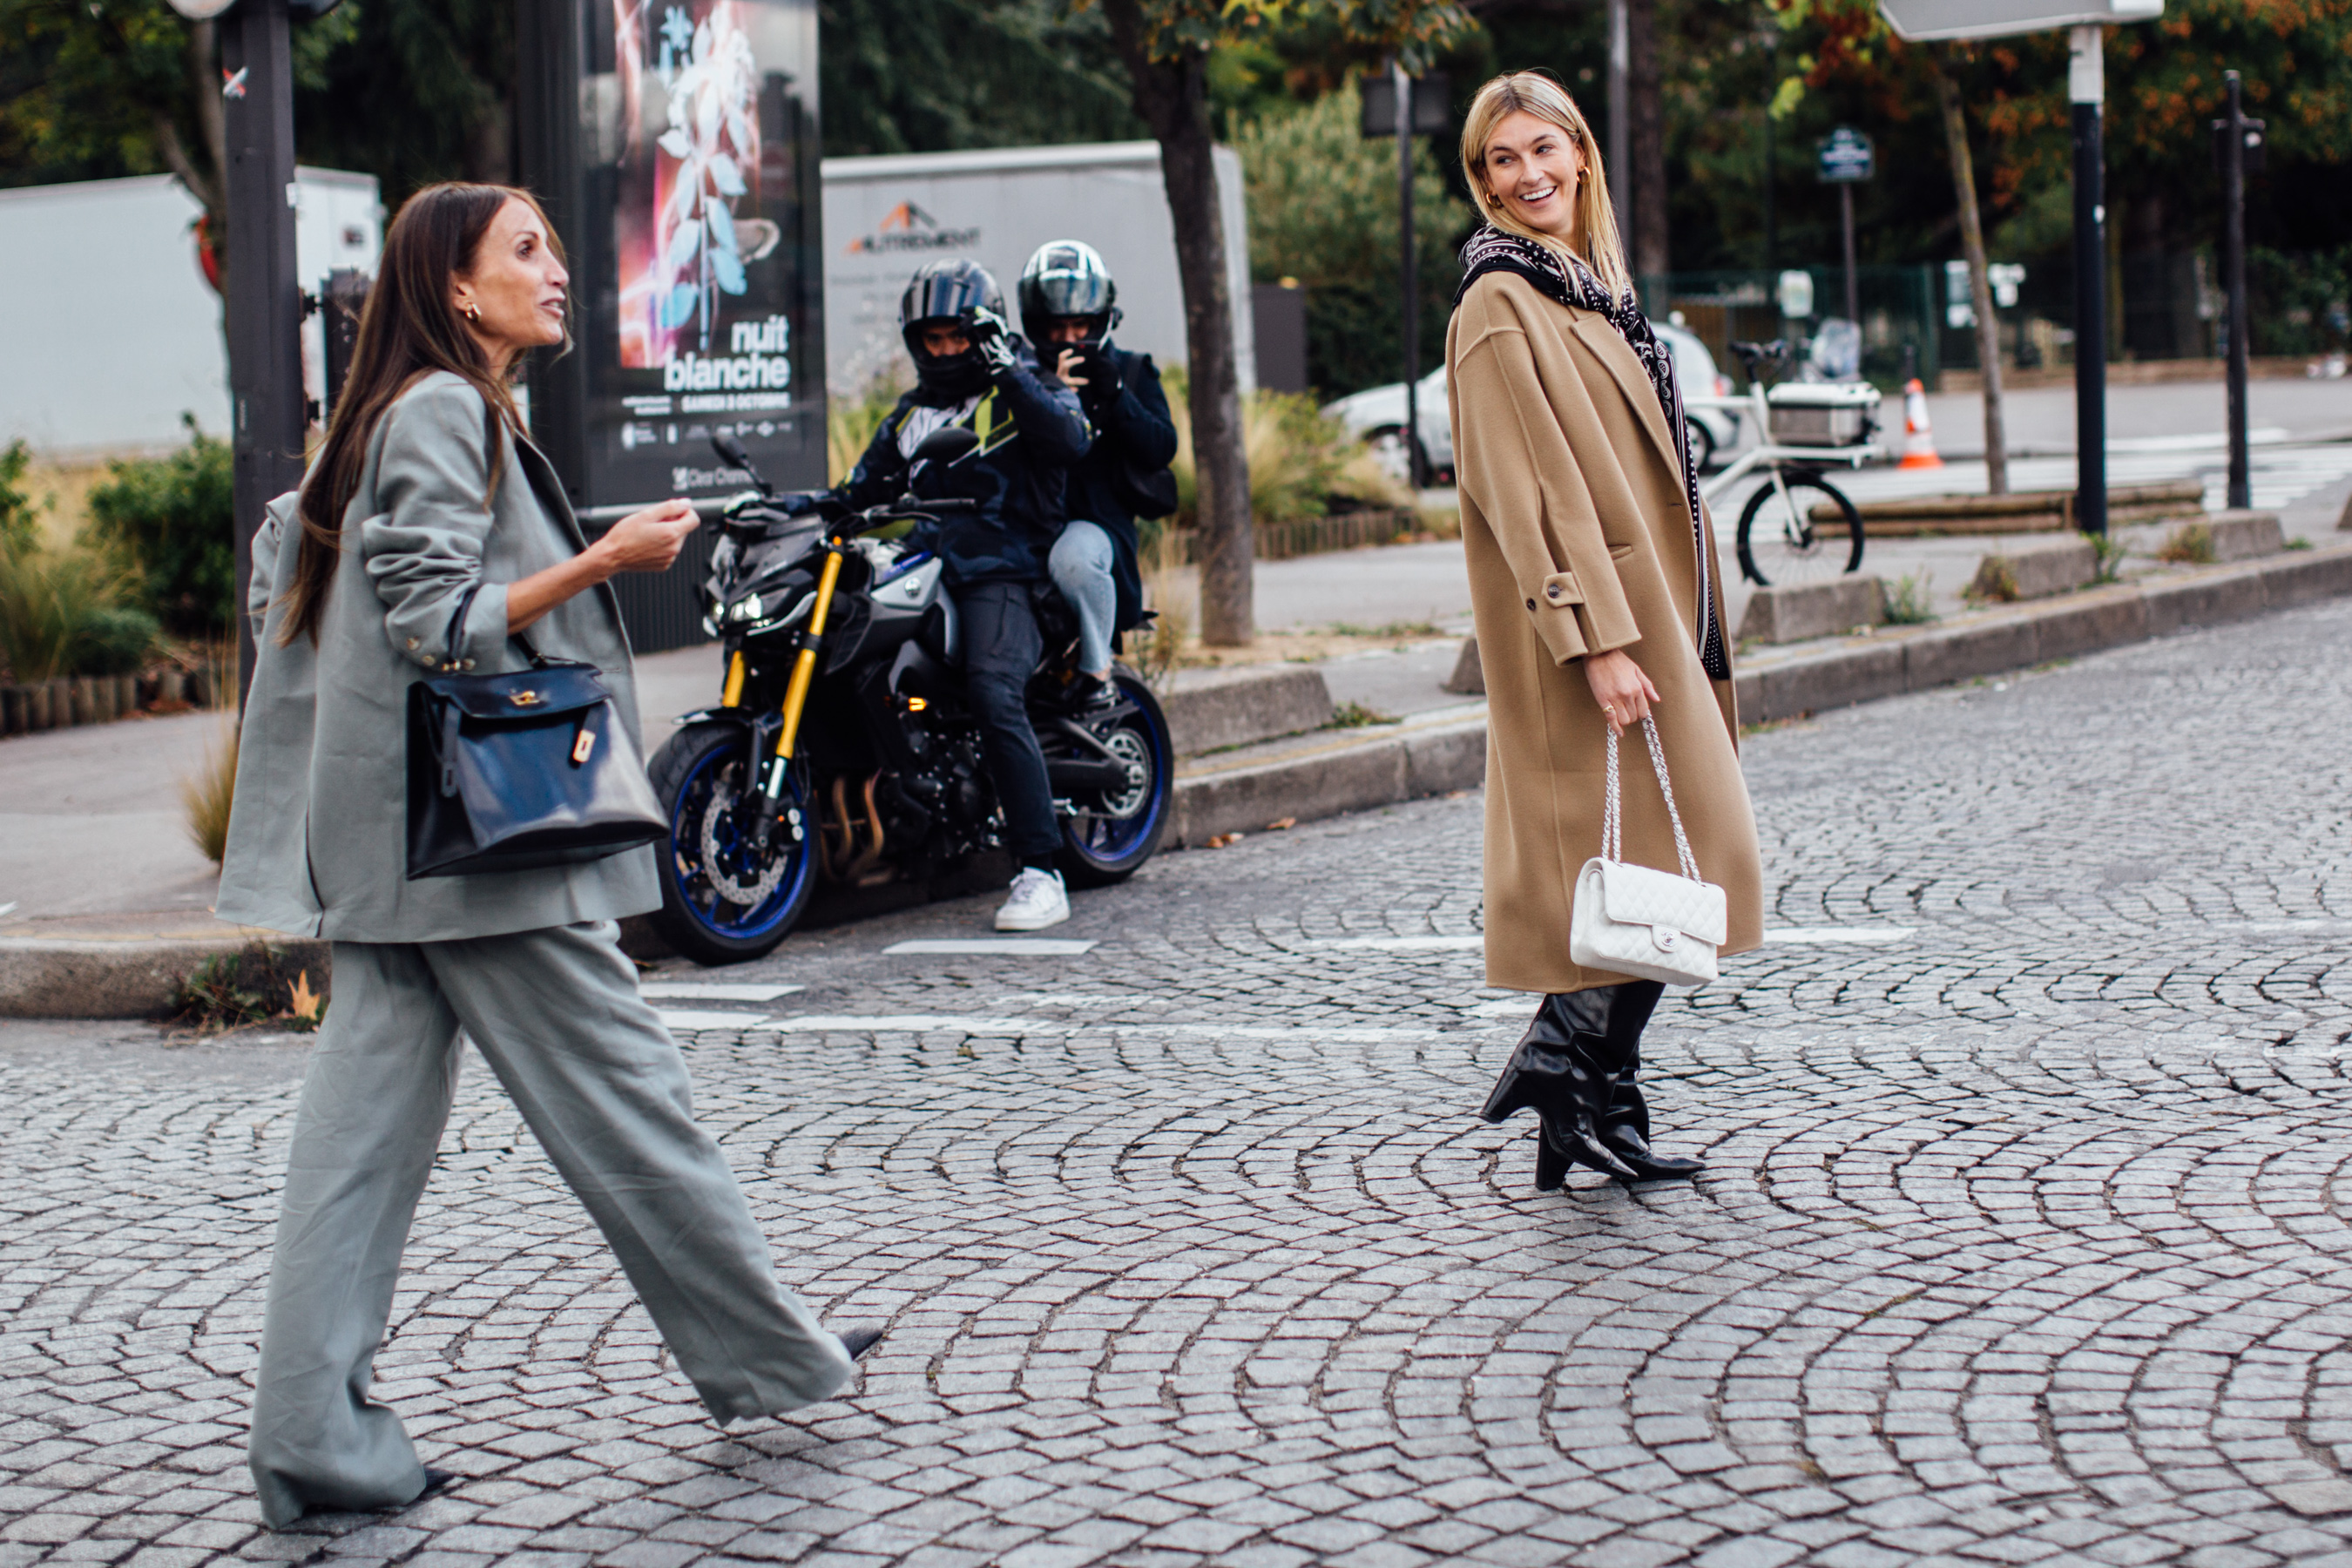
[902,268,994,329]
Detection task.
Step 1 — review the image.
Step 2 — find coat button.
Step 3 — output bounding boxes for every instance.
[1525,598,1537,612]
[1545,584,1563,600]
[407,637,421,650]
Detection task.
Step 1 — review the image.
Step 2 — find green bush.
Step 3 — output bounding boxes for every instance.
[0,440,39,557]
[1233,82,1471,399]
[1159,367,1411,536]
[85,416,236,634]
[0,544,153,682]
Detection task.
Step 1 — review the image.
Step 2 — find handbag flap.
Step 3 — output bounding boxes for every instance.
[424,663,612,720]
[1593,859,1727,946]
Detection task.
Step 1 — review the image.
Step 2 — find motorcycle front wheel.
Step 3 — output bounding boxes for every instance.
[1055,670,1175,889]
[648,721,819,966]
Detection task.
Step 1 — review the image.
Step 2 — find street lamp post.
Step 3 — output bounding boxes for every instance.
[2070,25,2107,537]
[202,0,308,703]
[2214,71,2263,511]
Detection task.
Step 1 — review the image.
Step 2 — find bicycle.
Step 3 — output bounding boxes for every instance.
[1683,341,1881,587]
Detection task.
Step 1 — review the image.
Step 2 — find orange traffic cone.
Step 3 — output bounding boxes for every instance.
[1897,378,1943,470]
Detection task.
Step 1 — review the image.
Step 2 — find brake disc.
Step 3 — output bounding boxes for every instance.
[699,760,791,907]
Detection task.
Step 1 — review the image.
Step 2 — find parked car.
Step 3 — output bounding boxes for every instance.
[1321,320,1741,485]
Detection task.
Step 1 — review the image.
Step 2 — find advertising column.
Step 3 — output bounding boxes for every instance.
[524,0,823,652]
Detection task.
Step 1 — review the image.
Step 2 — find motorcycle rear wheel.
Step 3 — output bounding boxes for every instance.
[1055,670,1174,889]
[648,721,819,966]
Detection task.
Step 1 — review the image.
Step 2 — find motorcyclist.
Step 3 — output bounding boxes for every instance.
[1017,240,1179,710]
[811,259,1091,931]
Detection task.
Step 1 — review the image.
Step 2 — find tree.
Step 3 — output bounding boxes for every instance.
[1100,0,1467,646]
[1929,54,2006,493]
[819,0,1140,157]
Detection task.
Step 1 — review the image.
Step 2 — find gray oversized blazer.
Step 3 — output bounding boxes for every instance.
[216,370,661,943]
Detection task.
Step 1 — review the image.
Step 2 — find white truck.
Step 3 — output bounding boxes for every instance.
[821,140,1254,396]
[0,170,382,456]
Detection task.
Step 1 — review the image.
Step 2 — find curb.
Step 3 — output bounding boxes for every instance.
[0,929,328,1021]
[1172,709,1489,848]
[1734,544,2352,726]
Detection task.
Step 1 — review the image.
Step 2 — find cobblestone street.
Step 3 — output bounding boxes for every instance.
[6,601,2352,1567]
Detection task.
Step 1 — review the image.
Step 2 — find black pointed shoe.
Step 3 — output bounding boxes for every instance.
[1592,986,1705,1181]
[1480,993,1637,1181]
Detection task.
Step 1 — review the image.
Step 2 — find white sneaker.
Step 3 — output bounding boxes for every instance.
[995,867,1071,931]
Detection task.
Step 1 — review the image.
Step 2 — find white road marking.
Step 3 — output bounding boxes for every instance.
[1766,926,1916,944]
[656,1009,774,1031]
[882,938,1099,956]
[745,1014,1422,1042]
[641,982,803,1002]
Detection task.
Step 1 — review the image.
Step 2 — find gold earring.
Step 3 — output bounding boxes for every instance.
[463,303,481,325]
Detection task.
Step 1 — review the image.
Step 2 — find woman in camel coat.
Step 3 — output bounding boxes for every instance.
[1447,71,1764,1190]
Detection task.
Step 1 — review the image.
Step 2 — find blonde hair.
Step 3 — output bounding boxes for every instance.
[1459,71,1630,301]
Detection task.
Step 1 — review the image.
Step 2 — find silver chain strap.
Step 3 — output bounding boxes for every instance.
[1601,716,1702,882]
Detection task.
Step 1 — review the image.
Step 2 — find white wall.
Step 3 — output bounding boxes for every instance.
[0,177,230,456]
[0,170,383,458]
[821,141,1254,398]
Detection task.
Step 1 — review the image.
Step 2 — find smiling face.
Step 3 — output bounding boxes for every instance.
[1478,109,1586,247]
[452,198,569,369]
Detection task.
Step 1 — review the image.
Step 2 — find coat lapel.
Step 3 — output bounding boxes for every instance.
[1566,312,1686,486]
[513,433,589,554]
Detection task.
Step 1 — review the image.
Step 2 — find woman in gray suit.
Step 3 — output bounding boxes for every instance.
[217,184,874,1529]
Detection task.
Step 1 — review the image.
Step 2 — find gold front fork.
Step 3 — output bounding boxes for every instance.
[720,650,747,708]
[774,544,846,760]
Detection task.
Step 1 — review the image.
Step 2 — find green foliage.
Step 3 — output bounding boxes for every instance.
[0,542,152,682]
[171,942,324,1033]
[0,439,38,557]
[85,416,235,635]
[1160,366,1411,528]
[1882,570,1936,625]
[819,0,1140,158]
[1233,80,1471,397]
[291,0,510,200]
[0,0,350,206]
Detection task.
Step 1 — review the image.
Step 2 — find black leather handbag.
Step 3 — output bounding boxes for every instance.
[404,612,667,880]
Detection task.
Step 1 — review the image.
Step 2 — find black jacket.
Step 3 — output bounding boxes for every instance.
[1062,347,1179,630]
[831,348,1090,588]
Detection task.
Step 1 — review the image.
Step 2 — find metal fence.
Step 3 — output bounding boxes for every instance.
[1646,251,2352,391]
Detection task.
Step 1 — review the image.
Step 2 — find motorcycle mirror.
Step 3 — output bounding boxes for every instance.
[710,431,774,494]
[909,425,978,466]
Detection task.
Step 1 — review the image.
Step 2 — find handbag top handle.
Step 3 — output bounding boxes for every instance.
[1601,716,1703,882]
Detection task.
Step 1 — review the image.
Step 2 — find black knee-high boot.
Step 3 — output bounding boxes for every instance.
[1591,981,1705,1180]
[1480,992,1636,1186]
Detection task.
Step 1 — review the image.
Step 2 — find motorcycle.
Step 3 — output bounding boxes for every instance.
[646,428,1176,965]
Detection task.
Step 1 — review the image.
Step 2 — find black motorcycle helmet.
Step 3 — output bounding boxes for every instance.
[1017,240,1120,346]
[900,259,1004,402]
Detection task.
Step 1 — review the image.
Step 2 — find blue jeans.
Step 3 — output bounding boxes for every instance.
[1049,521,1117,679]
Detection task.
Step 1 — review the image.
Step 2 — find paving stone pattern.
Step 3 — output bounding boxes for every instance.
[5,602,2352,1566]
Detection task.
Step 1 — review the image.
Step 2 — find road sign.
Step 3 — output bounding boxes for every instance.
[1778,270,1815,320]
[1879,0,2159,42]
[1818,127,1874,183]
[1359,72,1451,138]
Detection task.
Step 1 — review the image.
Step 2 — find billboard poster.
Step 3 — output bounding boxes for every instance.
[583,0,823,513]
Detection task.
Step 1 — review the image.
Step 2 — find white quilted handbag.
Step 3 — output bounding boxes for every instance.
[1567,716,1728,987]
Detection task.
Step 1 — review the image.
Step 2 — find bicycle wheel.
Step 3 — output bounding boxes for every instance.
[1736,470,1865,587]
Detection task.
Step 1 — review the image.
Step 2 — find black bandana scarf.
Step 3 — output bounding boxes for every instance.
[1454,225,1729,680]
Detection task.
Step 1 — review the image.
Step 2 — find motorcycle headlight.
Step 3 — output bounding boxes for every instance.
[727,593,762,624]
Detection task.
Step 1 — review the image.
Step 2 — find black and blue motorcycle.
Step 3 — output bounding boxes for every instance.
[646,429,1175,965]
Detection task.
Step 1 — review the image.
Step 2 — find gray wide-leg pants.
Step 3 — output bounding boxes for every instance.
[247,921,851,1528]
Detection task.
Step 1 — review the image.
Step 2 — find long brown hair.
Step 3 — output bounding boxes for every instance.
[1458,71,1631,300]
[279,183,564,645]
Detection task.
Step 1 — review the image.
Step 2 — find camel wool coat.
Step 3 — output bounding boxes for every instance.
[1447,269,1764,994]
